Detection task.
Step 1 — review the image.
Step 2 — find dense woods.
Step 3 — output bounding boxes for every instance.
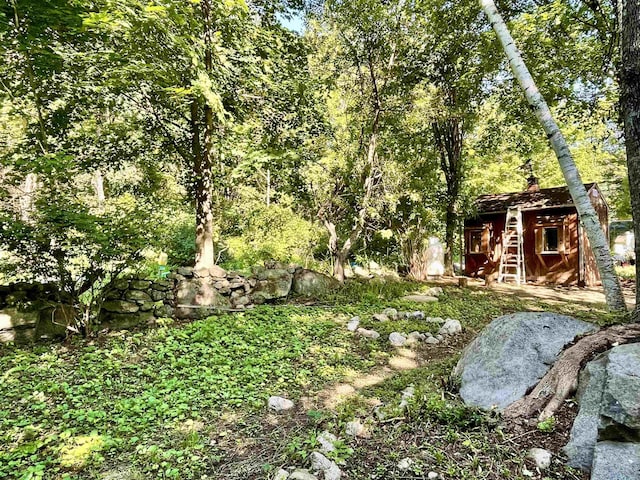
[2,0,636,310]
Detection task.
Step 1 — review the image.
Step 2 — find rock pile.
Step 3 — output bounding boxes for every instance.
[564,343,640,478]
[346,304,462,347]
[171,266,339,320]
[102,278,174,328]
[1,265,341,342]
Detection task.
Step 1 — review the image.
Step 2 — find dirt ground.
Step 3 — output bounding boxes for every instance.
[432,276,636,311]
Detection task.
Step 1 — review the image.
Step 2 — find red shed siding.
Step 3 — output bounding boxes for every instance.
[464,184,608,287]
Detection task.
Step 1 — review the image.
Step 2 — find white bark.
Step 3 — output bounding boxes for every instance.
[480,0,626,311]
[19,173,37,222]
[93,169,105,204]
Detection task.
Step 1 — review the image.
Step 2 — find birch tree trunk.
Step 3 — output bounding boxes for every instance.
[620,0,640,320]
[480,0,627,311]
[93,170,105,204]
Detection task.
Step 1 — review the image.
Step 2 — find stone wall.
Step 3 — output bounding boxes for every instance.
[100,277,175,329]
[0,283,74,343]
[169,265,338,320]
[0,266,339,342]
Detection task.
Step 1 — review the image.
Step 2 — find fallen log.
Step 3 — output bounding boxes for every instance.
[504,323,640,421]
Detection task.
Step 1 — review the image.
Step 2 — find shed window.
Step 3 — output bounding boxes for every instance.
[543,227,559,252]
[535,223,565,254]
[469,231,481,253]
[466,226,491,254]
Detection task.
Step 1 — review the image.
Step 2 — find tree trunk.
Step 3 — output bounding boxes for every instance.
[409,247,429,281]
[444,204,456,276]
[19,173,37,222]
[93,169,105,204]
[505,323,640,420]
[265,168,271,207]
[333,252,347,282]
[433,117,462,277]
[480,0,626,311]
[620,0,640,320]
[325,219,347,282]
[194,0,216,270]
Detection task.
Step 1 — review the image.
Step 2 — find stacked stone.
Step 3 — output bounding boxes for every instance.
[1,266,341,340]
[101,277,174,329]
[0,283,74,343]
[171,266,300,319]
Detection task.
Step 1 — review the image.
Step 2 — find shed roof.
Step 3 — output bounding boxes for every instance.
[474,183,597,214]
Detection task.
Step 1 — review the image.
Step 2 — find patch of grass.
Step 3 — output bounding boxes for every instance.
[0,279,606,479]
[0,306,372,479]
[615,265,636,280]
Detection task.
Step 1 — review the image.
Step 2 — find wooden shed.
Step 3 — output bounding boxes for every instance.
[464,180,608,286]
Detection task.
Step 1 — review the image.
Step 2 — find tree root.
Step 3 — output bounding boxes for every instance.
[504,323,640,421]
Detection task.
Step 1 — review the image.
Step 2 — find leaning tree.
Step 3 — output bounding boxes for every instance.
[480,0,626,312]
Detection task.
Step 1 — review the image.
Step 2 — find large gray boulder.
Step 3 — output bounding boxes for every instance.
[591,441,640,480]
[564,354,608,470]
[454,312,595,410]
[252,269,293,303]
[292,269,340,297]
[564,343,640,472]
[600,344,640,432]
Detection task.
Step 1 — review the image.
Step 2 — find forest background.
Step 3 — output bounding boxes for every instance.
[0,0,633,296]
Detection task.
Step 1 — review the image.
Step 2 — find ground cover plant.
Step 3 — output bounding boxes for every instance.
[0,280,625,480]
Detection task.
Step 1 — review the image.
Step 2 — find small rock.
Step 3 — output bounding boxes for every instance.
[268,396,294,412]
[399,385,415,408]
[425,336,440,345]
[522,466,534,477]
[438,319,462,335]
[356,328,380,339]
[382,307,398,319]
[397,458,413,470]
[425,317,445,323]
[130,279,151,290]
[233,296,250,307]
[310,452,342,480]
[428,473,439,480]
[410,311,425,319]
[373,313,389,322]
[347,317,360,332]
[317,431,338,454]
[345,420,368,438]
[436,334,444,341]
[177,267,193,277]
[274,469,290,480]
[426,286,444,297]
[408,331,426,341]
[289,469,318,480]
[389,332,407,347]
[527,448,552,470]
[402,294,438,303]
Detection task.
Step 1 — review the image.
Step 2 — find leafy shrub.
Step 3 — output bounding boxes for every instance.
[223,204,325,269]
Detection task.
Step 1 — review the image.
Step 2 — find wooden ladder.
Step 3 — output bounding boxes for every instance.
[498,207,526,285]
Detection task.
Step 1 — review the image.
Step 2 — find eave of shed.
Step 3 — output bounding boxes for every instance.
[473,183,598,215]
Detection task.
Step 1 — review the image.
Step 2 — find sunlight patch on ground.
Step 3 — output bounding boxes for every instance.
[351,369,392,389]
[59,433,106,469]
[176,419,205,434]
[388,355,419,370]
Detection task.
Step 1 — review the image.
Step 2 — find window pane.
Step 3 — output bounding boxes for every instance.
[470,232,482,253]
[544,227,559,251]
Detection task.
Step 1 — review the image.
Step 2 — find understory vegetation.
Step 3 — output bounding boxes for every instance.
[0,282,625,480]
